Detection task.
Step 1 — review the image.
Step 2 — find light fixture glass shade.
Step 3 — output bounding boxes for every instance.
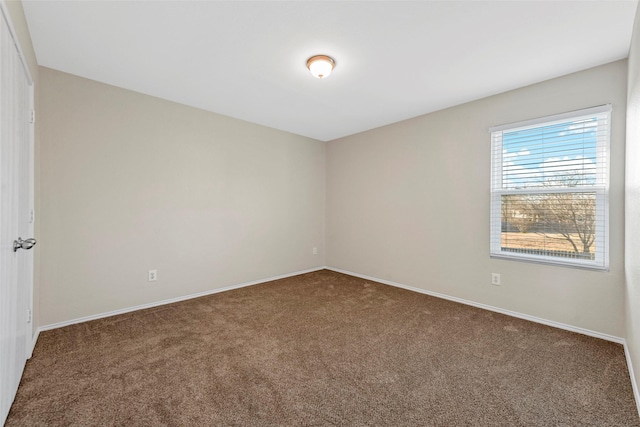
[307,55,335,79]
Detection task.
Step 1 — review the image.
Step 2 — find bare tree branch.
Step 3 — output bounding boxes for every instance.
[502,179,595,256]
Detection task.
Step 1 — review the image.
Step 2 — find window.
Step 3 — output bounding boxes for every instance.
[490,105,611,270]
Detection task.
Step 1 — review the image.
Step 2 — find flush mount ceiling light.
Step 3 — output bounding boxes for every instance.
[306,55,335,79]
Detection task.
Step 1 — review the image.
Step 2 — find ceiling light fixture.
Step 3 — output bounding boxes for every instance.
[306,55,335,79]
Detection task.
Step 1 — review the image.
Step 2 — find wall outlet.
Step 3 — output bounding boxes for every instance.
[312,247,318,255]
[148,269,157,282]
[491,273,501,286]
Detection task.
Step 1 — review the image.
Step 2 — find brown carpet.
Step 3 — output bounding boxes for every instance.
[6,270,640,426]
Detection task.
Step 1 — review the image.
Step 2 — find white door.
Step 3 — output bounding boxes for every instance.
[0,4,35,425]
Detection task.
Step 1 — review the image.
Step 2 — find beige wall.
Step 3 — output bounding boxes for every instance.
[4,0,40,337]
[39,67,325,325]
[626,4,640,406]
[327,60,627,337]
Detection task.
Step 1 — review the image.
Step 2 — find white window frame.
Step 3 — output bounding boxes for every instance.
[489,105,611,270]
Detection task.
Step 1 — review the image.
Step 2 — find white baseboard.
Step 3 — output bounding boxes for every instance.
[28,329,39,358]
[624,342,640,418]
[326,266,624,344]
[38,266,325,333]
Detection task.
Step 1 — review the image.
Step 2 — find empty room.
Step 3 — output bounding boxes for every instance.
[2,0,640,425]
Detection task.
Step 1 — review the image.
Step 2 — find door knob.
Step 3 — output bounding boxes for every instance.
[13,237,36,252]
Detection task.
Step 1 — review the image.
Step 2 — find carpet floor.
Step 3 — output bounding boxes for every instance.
[6,270,640,426]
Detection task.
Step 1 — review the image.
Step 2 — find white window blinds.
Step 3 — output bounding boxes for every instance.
[490,105,611,270]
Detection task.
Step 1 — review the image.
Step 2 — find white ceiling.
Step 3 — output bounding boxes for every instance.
[22,0,638,142]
